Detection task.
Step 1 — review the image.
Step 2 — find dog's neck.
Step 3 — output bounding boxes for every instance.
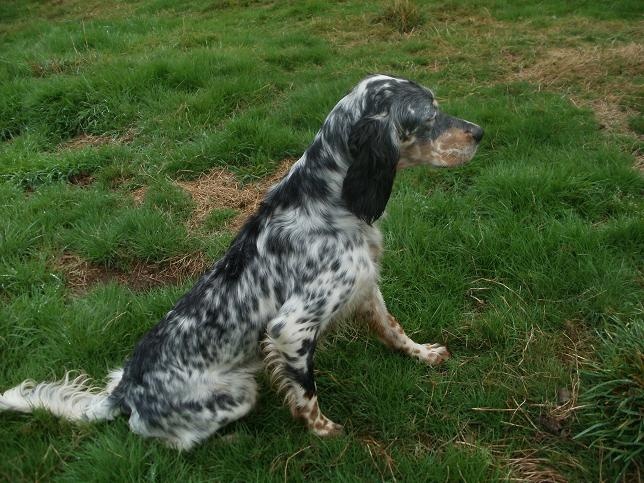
[268,92,395,227]
[287,106,359,201]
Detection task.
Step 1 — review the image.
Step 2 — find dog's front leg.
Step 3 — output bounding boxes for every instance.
[359,286,450,365]
[264,300,343,437]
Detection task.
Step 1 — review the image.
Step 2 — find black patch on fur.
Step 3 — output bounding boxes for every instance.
[217,206,266,280]
[269,162,330,209]
[270,321,285,338]
[297,338,315,357]
[285,331,319,395]
[124,324,166,384]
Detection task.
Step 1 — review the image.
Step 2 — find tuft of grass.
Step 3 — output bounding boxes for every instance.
[202,208,238,231]
[628,114,644,135]
[575,316,644,479]
[142,180,195,221]
[65,206,199,267]
[375,0,424,34]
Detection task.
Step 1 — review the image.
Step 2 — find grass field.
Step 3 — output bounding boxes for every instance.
[1,0,642,481]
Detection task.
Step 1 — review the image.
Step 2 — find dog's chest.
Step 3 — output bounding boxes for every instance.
[329,226,382,317]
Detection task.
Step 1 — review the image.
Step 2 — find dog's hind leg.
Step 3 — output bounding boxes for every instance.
[264,299,343,437]
[359,286,450,365]
[125,366,259,450]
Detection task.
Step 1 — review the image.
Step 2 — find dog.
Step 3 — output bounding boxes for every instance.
[0,74,483,450]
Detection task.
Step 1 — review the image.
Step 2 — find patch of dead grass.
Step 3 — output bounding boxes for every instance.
[374,0,424,34]
[30,57,87,77]
[68,172,95,187]
[512,43,643,134]
[358,435,398,481]
[56,251,209,294]
[58,129,136,151]
[455,438,573,482]
[133,159,294,231]
[40,0,136,20]
[505,450,569,483]
[528,43,643,87]
[634,150,644,172]
[101,160,294,292]
[178,160,292,230]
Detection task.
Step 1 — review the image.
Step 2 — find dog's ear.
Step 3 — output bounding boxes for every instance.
[343,116,399,224]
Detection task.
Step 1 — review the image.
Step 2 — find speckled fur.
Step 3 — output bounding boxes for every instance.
[0,75,482,450]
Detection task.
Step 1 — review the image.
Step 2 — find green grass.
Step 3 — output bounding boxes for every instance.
[1,0,643,481]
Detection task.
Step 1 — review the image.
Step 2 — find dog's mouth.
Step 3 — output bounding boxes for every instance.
[399,127,482,169]
[425,127,480,167]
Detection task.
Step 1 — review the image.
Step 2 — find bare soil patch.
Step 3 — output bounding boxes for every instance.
[56,251,209,294]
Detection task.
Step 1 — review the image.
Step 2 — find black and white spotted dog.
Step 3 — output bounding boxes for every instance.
[0,74,483,449]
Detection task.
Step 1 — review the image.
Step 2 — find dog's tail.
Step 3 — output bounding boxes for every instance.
[0,369,123,422]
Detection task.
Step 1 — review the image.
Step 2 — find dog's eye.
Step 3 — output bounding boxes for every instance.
[425,113,437,124]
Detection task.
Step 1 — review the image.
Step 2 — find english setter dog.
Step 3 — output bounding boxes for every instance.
[0,74,483,449]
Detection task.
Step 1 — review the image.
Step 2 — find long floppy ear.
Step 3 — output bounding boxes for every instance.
[342,116,399,224]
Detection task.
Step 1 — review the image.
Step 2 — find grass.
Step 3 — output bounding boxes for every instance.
[575,318,643,480]
[1,0,642,481]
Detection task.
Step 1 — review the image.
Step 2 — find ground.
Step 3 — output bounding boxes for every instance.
[0,0,642,481]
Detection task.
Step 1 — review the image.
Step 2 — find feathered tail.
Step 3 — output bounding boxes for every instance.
[0,369,123,422]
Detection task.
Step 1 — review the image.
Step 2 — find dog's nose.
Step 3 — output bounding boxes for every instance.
[467,125,484,143]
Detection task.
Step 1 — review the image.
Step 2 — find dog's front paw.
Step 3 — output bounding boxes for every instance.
[417,343,450,365]
[310,417,344,437]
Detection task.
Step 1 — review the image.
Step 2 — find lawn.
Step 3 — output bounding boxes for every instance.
[1,0,642,481]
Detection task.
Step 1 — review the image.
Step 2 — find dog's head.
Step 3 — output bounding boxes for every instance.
[342,75,483,224]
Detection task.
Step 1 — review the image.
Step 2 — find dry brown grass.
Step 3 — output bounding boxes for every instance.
[514,41,643,86]
[455,438,572,482]
[67,172,95,187]
[375,0,424,34]
[133,158,294,231]
[177,169,250,229]
[58,129,136,151]
[100,159,294,292]
[179,158,293,230]
[505,450,569,483]
[30,58,86,77]
[55,251,209,294]
[472,326,585,438]
[359,435,398,481]
[634,151,644,172]
[41,0,136,20]
[512,43,643,134]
